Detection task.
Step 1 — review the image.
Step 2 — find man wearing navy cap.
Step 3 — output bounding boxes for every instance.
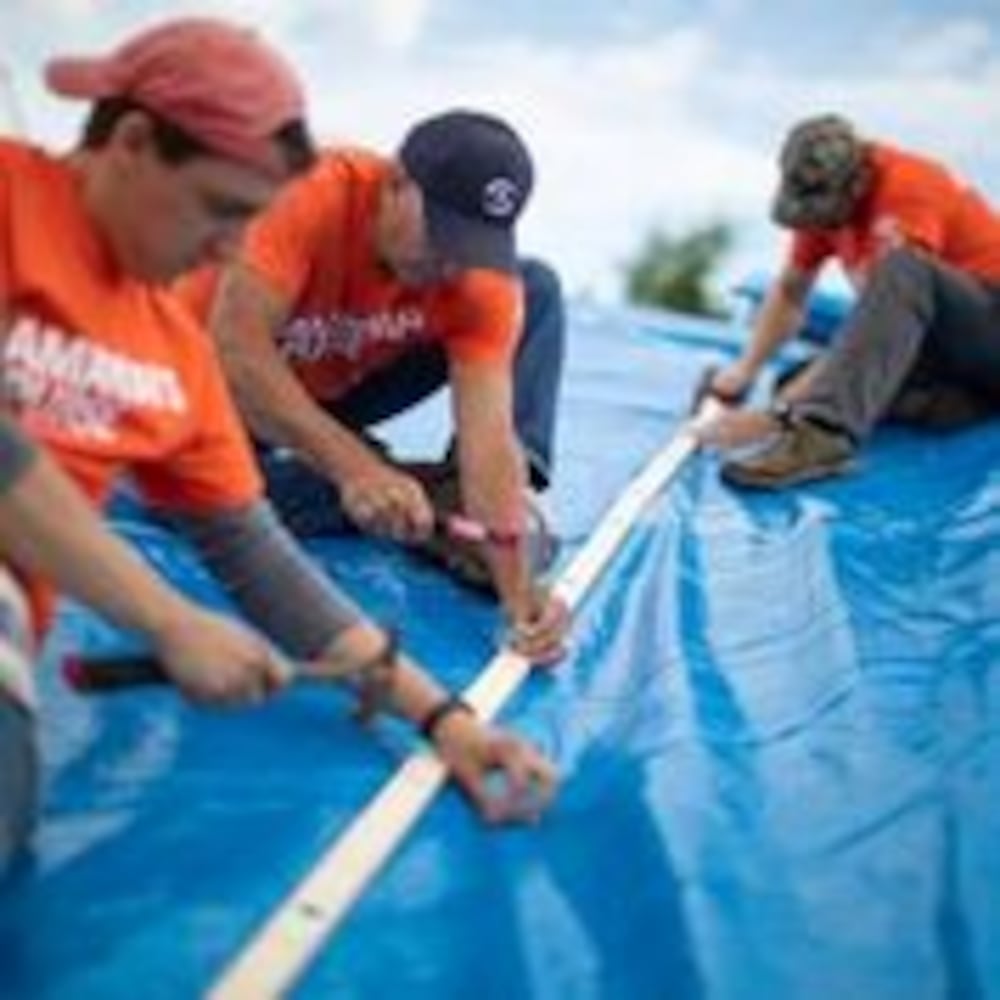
[177,109,569,664]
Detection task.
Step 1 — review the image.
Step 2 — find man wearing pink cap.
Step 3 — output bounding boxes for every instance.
[0,18,556,874]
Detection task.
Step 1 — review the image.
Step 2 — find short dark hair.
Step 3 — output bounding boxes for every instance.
[80,96,315,175]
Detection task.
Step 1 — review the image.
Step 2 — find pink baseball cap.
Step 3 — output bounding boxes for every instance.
[45,17,307,179]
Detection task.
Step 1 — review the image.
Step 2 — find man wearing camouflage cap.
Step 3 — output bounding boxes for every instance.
[699,114,1000,488]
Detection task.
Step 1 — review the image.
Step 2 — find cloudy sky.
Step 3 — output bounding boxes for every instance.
[2,0,999,301]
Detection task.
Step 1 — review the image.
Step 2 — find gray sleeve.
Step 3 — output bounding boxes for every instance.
[167,500,362,660]
[0,415,38,495]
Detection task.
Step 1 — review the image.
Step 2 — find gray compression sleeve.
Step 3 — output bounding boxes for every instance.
[168,500,362,660]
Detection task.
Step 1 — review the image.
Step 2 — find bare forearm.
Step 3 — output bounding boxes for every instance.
[741,277,809,373]
[460,435,534,619]
[213,265,374,483]
[319,620,449,725]
[448,363,538,618]
[226,355,373,481]
[0,441,189,635]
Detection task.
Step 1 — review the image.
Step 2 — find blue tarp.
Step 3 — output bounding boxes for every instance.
[731,272,852,345]
[1,302,998,999]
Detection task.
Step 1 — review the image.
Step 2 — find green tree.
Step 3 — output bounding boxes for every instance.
[623,221,733,317]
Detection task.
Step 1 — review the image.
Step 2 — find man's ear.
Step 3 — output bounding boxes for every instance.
[387,161,408,185]
[851,153,876,204]
[106,110,156,161]
[385,162,415,201]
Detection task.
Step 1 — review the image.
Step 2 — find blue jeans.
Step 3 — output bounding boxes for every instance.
[261,258,566,537]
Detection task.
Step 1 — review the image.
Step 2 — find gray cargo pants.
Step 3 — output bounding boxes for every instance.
[794,248,1000,441]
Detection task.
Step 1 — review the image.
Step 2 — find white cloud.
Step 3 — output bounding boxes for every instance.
[16,0,99,18]
[701,27,1000,179]
[184,0,432,54]
[289,17,1000,297]
[367,0,432,52]
[892,18,993,75]
[289,29,779,297]
[3,4,999,300]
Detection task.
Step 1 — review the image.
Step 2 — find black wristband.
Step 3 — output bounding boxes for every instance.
[419,693,473,742]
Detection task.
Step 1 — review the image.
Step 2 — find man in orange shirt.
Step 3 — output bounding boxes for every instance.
[1,19,555,872]
[699,114,1000,488]
[180,110,569,656]
[0,417,294,870]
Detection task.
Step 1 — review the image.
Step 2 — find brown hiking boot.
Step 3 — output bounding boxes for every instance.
[400,459,559,596]
[721,417,855,490]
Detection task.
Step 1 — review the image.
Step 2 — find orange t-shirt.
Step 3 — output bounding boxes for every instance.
[178,149,523,403]
[0,140,262,626]
[787,143,1000,288]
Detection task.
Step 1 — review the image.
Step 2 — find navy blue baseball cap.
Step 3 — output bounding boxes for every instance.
[398,109,534,274]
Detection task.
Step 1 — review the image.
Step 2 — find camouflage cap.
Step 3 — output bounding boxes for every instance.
[771,114,868,229]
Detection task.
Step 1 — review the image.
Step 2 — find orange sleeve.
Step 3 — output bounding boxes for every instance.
[172,265,222,327]
[0,154,11,321]
[133,325,262,513]
[787,230,832,274]
[240,162,340,303]
[439,270,522,367]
